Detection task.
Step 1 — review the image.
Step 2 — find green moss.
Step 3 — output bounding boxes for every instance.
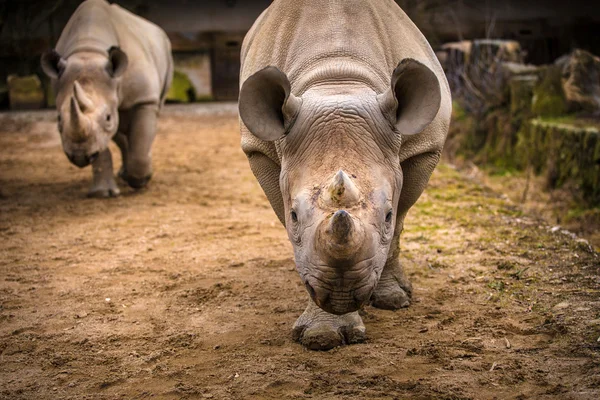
[509,75,537,119]
[452,100,468,121]
[7,74,45,110]
[531,67,567,117]
[166,70,197,103]
[517,118,600,204]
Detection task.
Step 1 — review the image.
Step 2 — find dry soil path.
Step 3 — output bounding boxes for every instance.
[0,104,599,399]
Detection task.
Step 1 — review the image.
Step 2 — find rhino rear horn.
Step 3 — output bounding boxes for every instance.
[106,46,128,78]
[325,170,360,207]
[377,58,441,135]
[239,66,302,141]
[41,49,66,79]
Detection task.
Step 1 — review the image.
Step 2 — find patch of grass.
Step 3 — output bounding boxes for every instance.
[497,261,515,270]
[509,267,530,280]
[488,280,506,291]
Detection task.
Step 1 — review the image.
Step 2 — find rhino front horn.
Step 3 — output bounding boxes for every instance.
[326,170,360,206]
[329,210,353,244]
[73,80,93,112]
[69,96,89,141]
[319,209,365,261]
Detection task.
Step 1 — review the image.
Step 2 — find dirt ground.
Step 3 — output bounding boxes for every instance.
[1,104,599,400]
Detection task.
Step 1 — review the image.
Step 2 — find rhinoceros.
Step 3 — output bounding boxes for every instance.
[41,0,173,197]
[239,0,451,350]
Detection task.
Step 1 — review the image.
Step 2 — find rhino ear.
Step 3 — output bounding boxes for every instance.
[377,58,441,135]
[41,49,66,79]
[107,46,128,78]
[239,66,302,141]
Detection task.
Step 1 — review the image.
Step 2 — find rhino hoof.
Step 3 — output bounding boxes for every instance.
[293,323,366,351]
[292,304,366,350]
[124,174,152,189]
[87,186,120,198]
[370,279,412,310]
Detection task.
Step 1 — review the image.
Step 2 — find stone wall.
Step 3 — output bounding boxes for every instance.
[449,48,600,206]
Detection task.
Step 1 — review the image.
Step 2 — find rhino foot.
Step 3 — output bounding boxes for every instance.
[370,264,412,310]
[118,165,151,189]
[87,182,120,198]
[292,300,366,350]
[124,174,152,189]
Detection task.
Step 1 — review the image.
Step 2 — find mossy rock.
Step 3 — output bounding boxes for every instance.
[7,74,45,110]
[556,49,600,113]
[509,75,537,119]
[531,66,567,117]
[166,70,197,103]
[517,118,600,205]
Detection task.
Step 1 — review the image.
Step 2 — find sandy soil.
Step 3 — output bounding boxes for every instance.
[1,104,599,400]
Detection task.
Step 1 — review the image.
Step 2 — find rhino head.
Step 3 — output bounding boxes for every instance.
[41,47,128,167]
[239,60,441,315]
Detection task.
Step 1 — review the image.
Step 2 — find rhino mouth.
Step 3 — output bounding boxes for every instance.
[66,151,99,168]
[303,268,377,315]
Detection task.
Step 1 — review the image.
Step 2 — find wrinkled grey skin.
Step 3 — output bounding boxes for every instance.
[41,0,173,197]
[239,0,451,350]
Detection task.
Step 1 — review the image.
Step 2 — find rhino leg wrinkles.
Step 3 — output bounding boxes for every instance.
[88,148,120,198]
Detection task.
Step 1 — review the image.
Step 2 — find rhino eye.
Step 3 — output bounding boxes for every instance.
[385,210,393,223]
[57,114,62,123]
[290,210,298,223]
[106,114,111,122]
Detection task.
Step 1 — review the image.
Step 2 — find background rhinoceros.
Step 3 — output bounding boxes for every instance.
[41,0,173,197]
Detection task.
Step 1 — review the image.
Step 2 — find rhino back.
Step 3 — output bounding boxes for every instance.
[55,0,172,109]
[241,0,447,96]
[241,0,451,164]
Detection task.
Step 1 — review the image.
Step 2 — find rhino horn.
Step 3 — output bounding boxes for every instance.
[325,170,360,206]
[317,209,366,261]
[73,80,93,112]
[328,210,354,244]
[316,208,367,262]
[69,96,89,141]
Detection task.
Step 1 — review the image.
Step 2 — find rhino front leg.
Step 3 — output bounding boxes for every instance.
[371,151,441,309]
[88,148,120,198]
[370,253,412,309]
[371,216,412,309]
[112,131,128,180]
[123,104,158,189]
[293,297,366,351]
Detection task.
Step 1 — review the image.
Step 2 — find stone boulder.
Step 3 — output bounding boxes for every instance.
[531,66,568,118]
[166,70,197,103]
[555,49,600,114]
[7,74,45,110]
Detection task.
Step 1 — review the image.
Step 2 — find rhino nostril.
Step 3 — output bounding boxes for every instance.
[89,151,100,163]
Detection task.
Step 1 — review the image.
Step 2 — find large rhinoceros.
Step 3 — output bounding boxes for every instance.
[41,0,173,197]
[239,0,451,350]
